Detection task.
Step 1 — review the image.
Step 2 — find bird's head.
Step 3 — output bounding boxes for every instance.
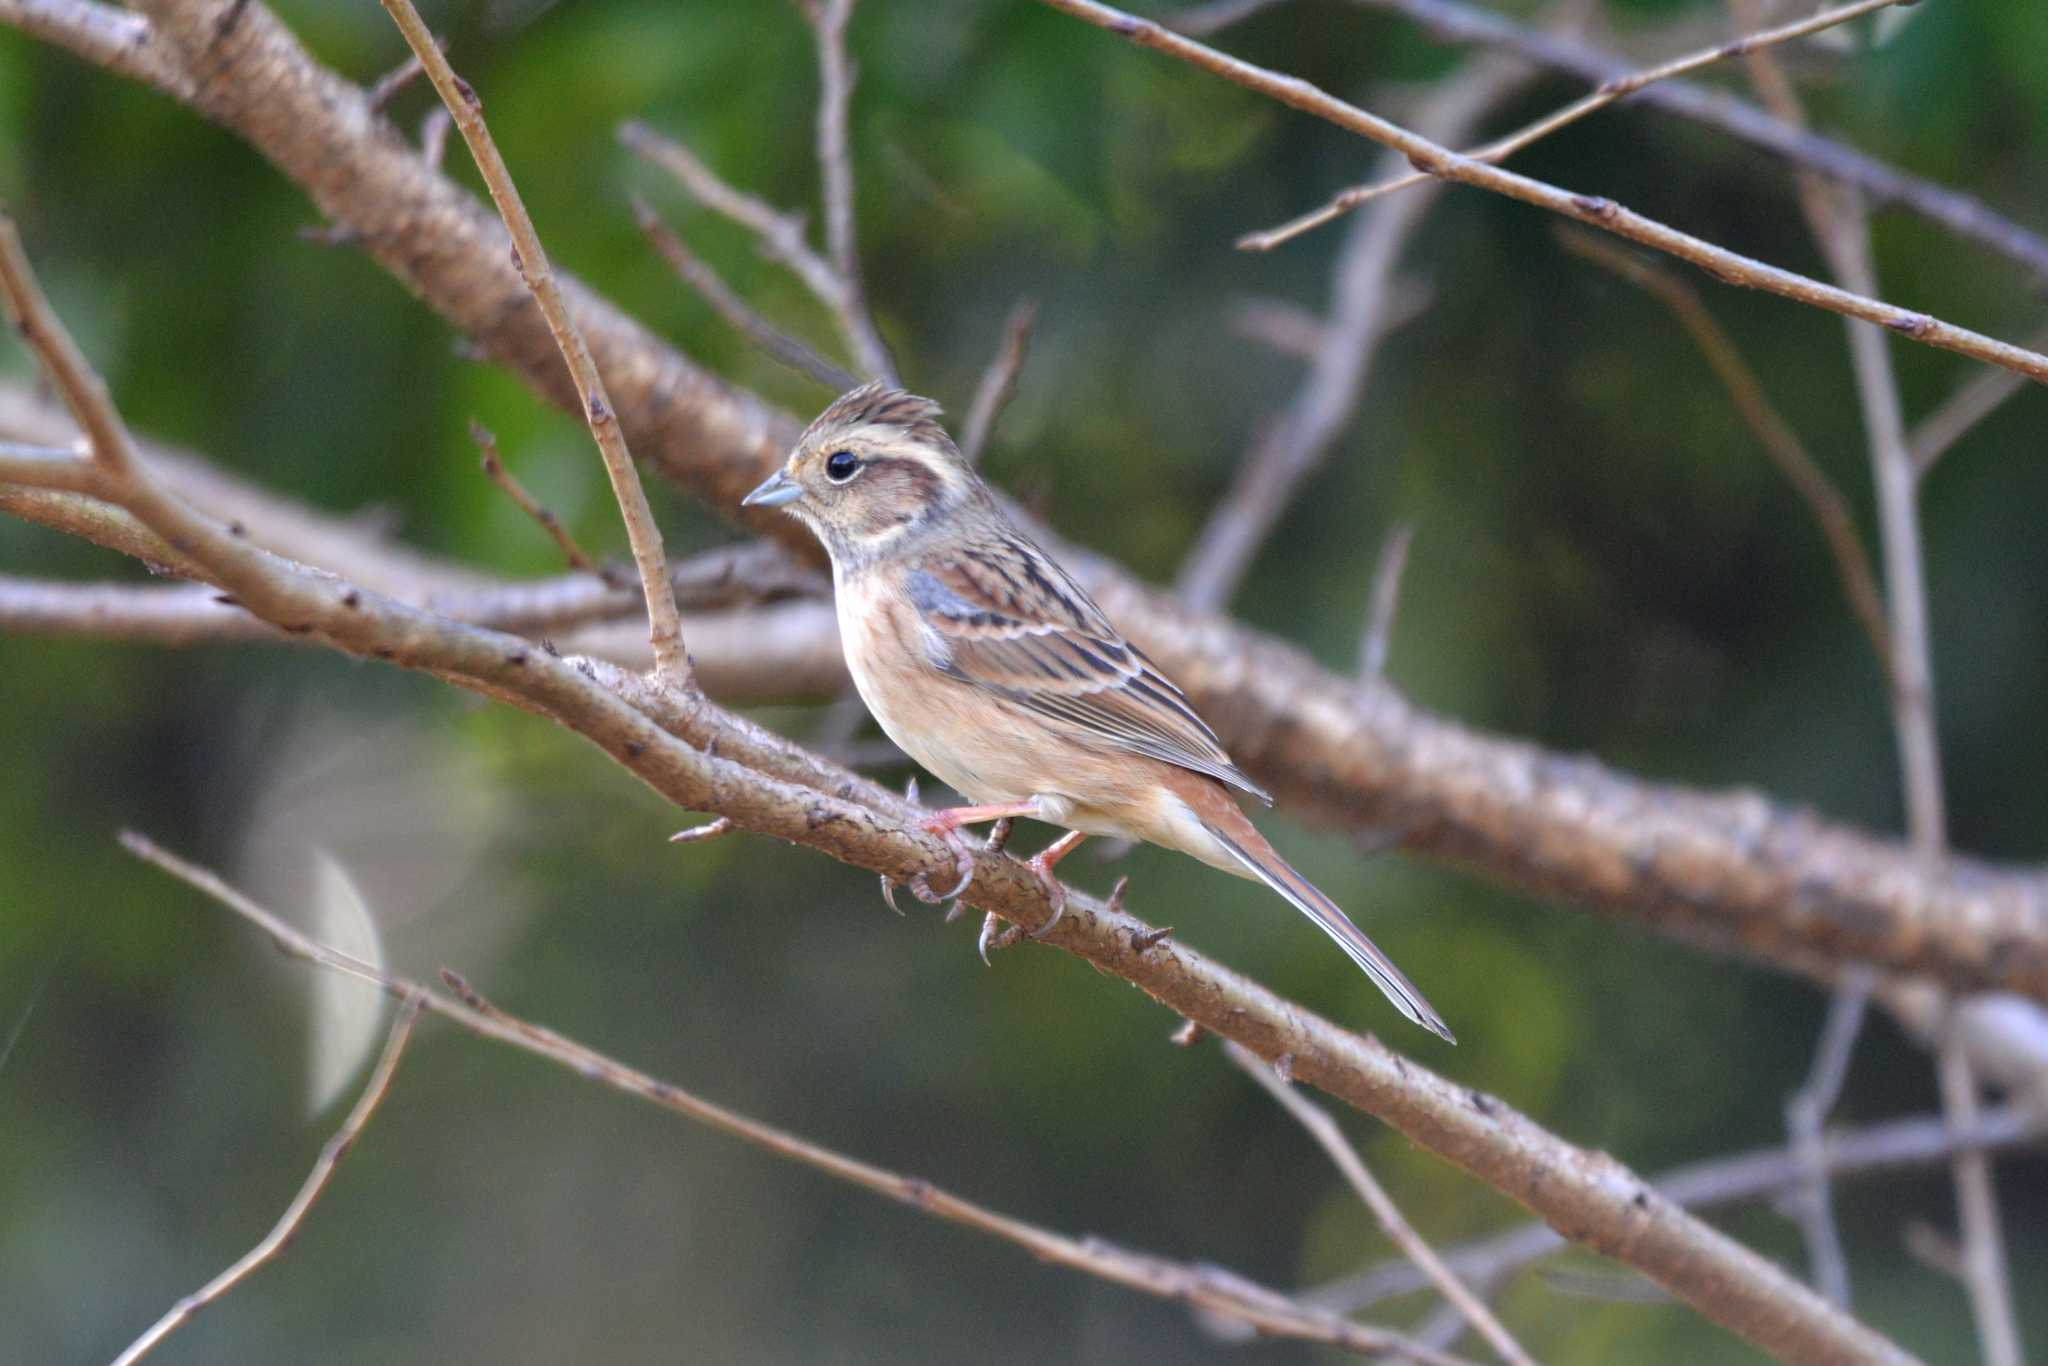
[742,383,984,566]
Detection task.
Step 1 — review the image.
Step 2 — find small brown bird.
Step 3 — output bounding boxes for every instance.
[744,384,1451,1042]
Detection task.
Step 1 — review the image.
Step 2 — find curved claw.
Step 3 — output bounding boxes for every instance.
[1024,851,1070,940]
[879,874,903,916]
[909,826,976,904]
[913,835,974,909]
[978,911,1024,964]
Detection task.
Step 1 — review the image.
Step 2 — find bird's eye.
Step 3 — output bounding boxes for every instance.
[824,450,860,483]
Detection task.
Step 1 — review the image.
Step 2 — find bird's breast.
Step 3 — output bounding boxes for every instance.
[835,569,1020,801]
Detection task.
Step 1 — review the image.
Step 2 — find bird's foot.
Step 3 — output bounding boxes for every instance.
[977,831,1086,963]
[1023,845,1070,940]
[908,820,977,904]
[944,819,1013,923]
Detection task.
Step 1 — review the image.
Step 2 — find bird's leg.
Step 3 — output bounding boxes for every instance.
[978,829,1088,962]
[1024,831,1086,938]
[909,801,1035,905]
[946,818,1012,923]
[917,802,1039,836]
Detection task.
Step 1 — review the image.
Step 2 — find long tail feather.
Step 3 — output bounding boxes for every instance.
[1207,824,1455,1045]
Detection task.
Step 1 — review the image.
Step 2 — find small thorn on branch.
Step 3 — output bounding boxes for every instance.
[669,816,733,845]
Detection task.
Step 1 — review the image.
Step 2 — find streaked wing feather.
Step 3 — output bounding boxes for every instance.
[906,547,1271,804]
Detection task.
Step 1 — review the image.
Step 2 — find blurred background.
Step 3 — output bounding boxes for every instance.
[2,0,2045,1360]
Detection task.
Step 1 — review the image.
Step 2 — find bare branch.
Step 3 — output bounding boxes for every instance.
[1783,968,1870,1306]
[1179,55,1529,612]
[1738,23,2020,1355]
[1556,229,1892,672]
[110,993,422,1366]
[1166,0,2048,280]
[618,121,841,310]
[123,832,1472,1366]
[0,0,195,97]
[804,0,895,385]
[0,203,1912,1364]
[377,0,692,688]
[1937,1025,2028,1366]
[1316,1102,2045,1316]
[469,419,606,576]
[1909,332,2048,479]
[363,46,426,114]
[1358,521,1414,681]
[632,193,860,391]
[1225,1043,1535,1366]
[0,440,104,494]
[1045,0,2048,385]
[1241,0,1910,251]
[619,119,881,386]
[959,297,1038,465]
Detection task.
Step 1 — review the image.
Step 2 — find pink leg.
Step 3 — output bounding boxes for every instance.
[918,802,1040,837]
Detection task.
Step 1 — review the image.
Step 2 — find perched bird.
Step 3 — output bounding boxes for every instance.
[744,384,1452,1042]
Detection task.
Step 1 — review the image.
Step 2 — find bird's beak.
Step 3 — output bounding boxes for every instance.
[741,470,803,509]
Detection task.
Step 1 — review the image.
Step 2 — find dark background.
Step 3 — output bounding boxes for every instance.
[2,0,2045,1360]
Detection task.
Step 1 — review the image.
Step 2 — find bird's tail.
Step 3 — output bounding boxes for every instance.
[1174,776,1453,1043]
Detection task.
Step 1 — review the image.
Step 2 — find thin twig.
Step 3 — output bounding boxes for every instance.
[1315,1102,2044,1315]
[1041,0,2048,386]
[1728,27,1918,1320]
[618,121,843,312]
[805,0,895,384]
[469,419,606,576]
[377,0,692,688]
[1909,332,2048,480]
[959,297,1038,465]
[1556,229,1893,672]
[418,105,451,172]
[618,119,881,386]
[0,440,104,493]
[110,995,422,1366]
[1230,297,1328,359]
[1738,25,2020,1358]
[1358,521,1414,681]
[1937,1021,2026,1366]
[363,48,425,113]
[1179,54,1528,612]
[1164,0,2048,279]
[1240,0,1910,251]
[1782,966,1870,1306]
[631,193,859,391]
[1225,1043,1536,1366]
[121,831,1470,1366]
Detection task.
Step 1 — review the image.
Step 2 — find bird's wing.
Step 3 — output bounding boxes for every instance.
[904,537,1271,804]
